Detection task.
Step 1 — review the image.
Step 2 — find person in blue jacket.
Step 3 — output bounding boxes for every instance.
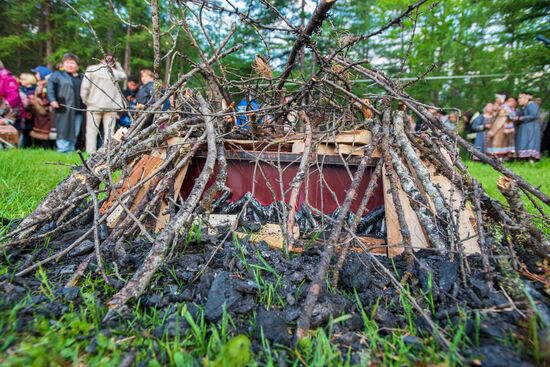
[235,98,263,130]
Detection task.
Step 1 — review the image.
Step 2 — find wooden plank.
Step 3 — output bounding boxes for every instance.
[224,139,293,152]
[100,154,163,214]
[236,223,301,253]
[100,154,165,228]
[154,161,190,232]
[355,236,387,255]
[334,143,365,156]
[382,165,429,257]
[334,130,372,145]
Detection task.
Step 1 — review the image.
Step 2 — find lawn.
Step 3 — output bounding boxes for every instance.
[0,149,81,219]
[0,149,548,366]
[1,149,548,220]
[466,159,550,218]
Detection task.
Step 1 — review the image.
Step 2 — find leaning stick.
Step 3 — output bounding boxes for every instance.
[285,111,313,251]
[108,95,217,309]
[295,152,371,341]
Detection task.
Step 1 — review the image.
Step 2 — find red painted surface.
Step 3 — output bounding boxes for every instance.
[181,153,384,214]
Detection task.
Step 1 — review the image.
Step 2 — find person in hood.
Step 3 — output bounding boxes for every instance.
[0,60,23,121]
[29,66,54,147]
[18,73,37,147]
[47,53,85,153]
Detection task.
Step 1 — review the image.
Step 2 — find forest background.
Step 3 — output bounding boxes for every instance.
[0,0,548,112]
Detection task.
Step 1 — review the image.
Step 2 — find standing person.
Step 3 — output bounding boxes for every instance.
[123,75,140,103]
[538,98,550,157]
[486,94,515,160]
[444,112,458,130]
[469,103,494,155]
[29,66,54,147]
[47,53,84,153]
[0,91,19,148]
[119,75,140,128]
[18,73,37,147]
[134,69,156,129]
[0,60,23,126]
[80,53,127,153]
[135,69,156,107]
[460,111,474,139]
[514,92,541,161]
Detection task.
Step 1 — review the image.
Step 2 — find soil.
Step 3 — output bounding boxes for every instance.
[1,215,547,366]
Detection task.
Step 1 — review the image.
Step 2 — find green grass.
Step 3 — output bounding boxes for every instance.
[0,149,547,366]
[1,149,547,220]
[466,159,550,217]
[0,267,476,366]
[0,149,80,219]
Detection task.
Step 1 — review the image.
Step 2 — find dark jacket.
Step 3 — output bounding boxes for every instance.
[134,81,155,106]
[47,70,83,141]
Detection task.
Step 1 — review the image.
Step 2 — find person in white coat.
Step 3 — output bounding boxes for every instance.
[80,53,126,153]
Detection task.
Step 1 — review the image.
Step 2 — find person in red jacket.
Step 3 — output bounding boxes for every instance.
[0,60,23,126]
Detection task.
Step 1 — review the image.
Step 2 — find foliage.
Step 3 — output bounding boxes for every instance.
[0,0,547,111]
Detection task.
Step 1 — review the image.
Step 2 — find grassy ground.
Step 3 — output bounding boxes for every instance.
[0,149,547,366]
[466,159,550,218]
[1,149,548,220]
[0,149,81,219]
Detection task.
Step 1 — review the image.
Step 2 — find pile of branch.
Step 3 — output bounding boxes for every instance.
[1,0,549,349]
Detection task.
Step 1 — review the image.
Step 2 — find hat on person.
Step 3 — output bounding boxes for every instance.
[31,66,52,80]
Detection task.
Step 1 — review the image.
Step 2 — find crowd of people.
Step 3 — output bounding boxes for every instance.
[0,53,157,153]
[0,54,548,162]
[418,92,546,162]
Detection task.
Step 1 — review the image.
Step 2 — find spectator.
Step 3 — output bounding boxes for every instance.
[47,53,84,153]
[0,60,23,123]
[135,69,156,107]
[444,112,458,130]
[19,73,36,97]
[118,75,140,128]
[0,92,19,148]
[123,75,140,103]
[460,111,474,138]
[538,98,550,156]
[469,103,494,155]
[514,92,541,161]
[18,73,37,147]
[486,94,515,159]
[134,69,156,128]
[29,66,54,147]
[80,53,127,153]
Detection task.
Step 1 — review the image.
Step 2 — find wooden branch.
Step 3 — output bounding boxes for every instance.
[107,94,218,309]
[335,57,550,207]
[151,0,161,79]
[285,111,313,251]
[332,158,382,287]
[387,146,447,253]
[295,152,370,341]
[276,0,337,91]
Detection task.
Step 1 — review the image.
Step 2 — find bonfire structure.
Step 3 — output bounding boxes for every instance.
[1,0,549,361]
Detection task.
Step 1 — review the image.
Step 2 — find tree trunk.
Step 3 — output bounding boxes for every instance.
[151,0,161,79]
[123,16,132,84]
[44,0,53,67]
